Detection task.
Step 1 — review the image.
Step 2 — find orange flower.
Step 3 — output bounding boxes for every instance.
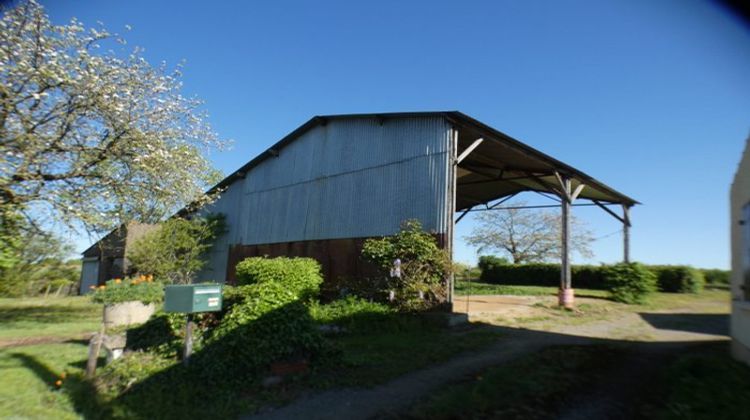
[114,279,122,284]
[98,285,106,290]
[147,274,154,281]
[113,278,121,282]
[55,380,62,387]
[60,372,66,379]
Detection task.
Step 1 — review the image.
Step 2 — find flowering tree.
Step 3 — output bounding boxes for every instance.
[0,1,227,235]
[465,201,594,264]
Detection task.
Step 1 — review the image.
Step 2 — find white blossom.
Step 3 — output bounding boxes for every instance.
[0,1,229,235]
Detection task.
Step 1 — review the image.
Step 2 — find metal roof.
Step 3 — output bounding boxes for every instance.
[205,111,638,208]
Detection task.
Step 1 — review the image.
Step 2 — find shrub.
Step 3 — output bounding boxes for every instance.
[603,263,657,304]
[701,269,730,286]
[90,275,163,305]
[651,266,705,293]
[192,273,324,384]
[235,257,323,301]
[194,300,323,384]
[361,219,450,310]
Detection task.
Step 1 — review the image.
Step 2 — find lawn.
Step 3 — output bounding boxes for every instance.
[0,297,101,341]
[0,342,94,419]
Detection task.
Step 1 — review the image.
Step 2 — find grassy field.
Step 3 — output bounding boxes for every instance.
[0,297,101,341]
[0,297,103,419]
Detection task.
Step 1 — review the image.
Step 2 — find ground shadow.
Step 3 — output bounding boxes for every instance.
[0,305,99,324]
[639,313,729,336]
[10,301,736,419]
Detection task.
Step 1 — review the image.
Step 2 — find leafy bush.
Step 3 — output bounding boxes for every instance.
[235,257,322,301]
[650,265,705,293]
[90,275,163,305]
[361,219,450,310]
[700,269,730,286]
[126,214,226,284]
[194,300,323,384]
[310,296,400,333]
[603,263,657,304]
[191,263,325,383]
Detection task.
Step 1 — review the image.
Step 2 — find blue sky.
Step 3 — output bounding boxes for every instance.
[43,0,750,269]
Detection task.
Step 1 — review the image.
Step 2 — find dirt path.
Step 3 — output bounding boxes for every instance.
[245,333,588,420]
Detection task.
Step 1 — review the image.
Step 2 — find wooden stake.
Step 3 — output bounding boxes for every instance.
[86,316,106,378]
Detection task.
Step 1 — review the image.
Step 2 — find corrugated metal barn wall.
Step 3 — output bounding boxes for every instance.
[198,116,452,282]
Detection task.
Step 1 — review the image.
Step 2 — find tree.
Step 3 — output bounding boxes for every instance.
[126,214,225,284]
[0,1,226,235]
[465,201,594,264]
[0,225,79,297]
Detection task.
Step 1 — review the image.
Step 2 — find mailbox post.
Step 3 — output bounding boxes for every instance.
[164,284,223,365]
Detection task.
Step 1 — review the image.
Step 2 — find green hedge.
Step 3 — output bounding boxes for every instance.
[479,263,609,290]
[479,261,706,293]
[235,256,323,300]
[700,269,730,286]
[649,265,705,293]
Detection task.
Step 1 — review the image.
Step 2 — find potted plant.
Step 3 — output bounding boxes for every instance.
[90,275,163,327]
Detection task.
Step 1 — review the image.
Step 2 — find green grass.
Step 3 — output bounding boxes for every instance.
[409,343,750,420]
[0,297,101,340]
[644,344,750,419]
[315,327,501,388]
[0,342,103,419]
[409,345,622,419]
[455,281,610,299]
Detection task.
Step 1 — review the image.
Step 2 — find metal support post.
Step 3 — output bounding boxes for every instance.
[623,205,631,263]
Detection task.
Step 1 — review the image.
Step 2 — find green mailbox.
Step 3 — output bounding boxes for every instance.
[164,284,223,313]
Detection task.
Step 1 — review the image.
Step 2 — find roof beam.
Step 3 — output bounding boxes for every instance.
[455,138,484,165]
[593,200,629,225]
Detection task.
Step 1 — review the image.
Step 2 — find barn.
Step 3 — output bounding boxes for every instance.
[81,112,637,305]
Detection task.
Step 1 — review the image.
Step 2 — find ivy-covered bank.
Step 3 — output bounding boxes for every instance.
[66,222,499,419]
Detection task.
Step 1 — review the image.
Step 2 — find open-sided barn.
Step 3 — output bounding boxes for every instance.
[81,111,637,305]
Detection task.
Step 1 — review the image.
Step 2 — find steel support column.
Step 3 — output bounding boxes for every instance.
[623,205,631,263]
[560,178,572,292]
[555,173,584,308]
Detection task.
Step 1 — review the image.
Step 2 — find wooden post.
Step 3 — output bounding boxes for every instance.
[183,313,194,366]
[623,205,631,263]
[86,315,106,378]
